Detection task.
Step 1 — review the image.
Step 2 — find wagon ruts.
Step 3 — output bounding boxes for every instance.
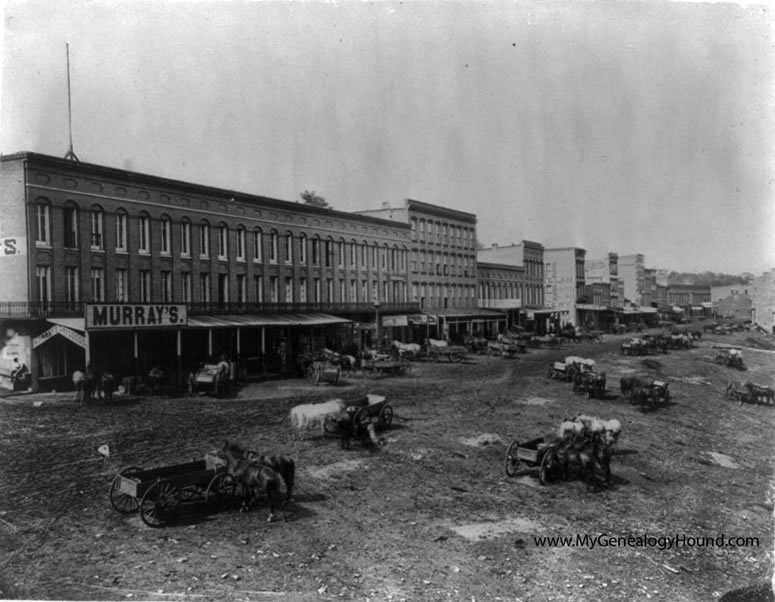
[109,453,236,527]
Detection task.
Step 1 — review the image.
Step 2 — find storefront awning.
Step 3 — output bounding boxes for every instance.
[434,308,506,318]
[47,317,86,332]
[186,313,352,328]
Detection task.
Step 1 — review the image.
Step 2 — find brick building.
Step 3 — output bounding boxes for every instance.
[0,152,418,391]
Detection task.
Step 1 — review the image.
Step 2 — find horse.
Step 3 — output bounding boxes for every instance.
[225,441,295,503]
[392,340,421,360]
[221,440,287,521]
[744,382,775,404]
[620,375,644,400]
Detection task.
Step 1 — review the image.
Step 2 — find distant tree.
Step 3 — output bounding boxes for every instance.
[300,190,329,209]
[667,271,749,287]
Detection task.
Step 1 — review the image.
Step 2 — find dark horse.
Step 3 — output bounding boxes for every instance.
[221,440,287,521]
[226,441,296,503]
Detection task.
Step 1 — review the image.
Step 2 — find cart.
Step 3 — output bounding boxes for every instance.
[361,357,411,378]
[189,364,229,397]
[487,338,526,357]
[425,344,467,363]
[324,393,394,448]
[573,370,607,399]
[306,361,342,385]
[630,379,670,412]
[108,453,235,527]
[504,437,556,485]
[713,347,745,370]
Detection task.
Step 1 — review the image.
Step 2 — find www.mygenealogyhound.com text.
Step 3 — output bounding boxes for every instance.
[533,533,760,551]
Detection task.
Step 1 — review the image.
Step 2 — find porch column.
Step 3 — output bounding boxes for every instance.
[133,331,138,377]
[208,328,213,358]
[176,329,182,387]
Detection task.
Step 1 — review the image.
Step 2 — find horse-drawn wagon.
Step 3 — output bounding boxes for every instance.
[109,453,235,527]
[324,393,394,449]
[504,437,556,485]
[188,364,230,397]
[547,356,595,382]
[630,379,670,412]
[714,347,745,370]
[424,339,467,363]
[361,357,411,378]
[487,336,526,358]
[573,370,607,399]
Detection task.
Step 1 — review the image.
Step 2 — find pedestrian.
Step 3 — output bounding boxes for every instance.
[72,368,88,404]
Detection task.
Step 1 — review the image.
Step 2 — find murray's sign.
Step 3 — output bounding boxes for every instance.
[86,304,187,330]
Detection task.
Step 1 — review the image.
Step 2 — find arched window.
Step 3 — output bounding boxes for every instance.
[284,232,294,264]
[299,233,307,264]
[199,220,210,258]
[137,211,150,253]
[325,237,334,267]
[115,208,128,251]
[63,202,79,249]
[236,226,246,261]
[350,239,357,267]
[269,230,279,263]
[160,214,172,254]
[180,218,191,256]
[253,228,262,261]
[89,205,104,250]
[311,235,321,265]
[218,222,229,259]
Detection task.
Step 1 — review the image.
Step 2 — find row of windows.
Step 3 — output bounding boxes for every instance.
[35,201,409,271]
[35,265,409,306]
[410,251,475,277]
[410,218,475,248]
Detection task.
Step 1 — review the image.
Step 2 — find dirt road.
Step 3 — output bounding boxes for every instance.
[0,331,773,601]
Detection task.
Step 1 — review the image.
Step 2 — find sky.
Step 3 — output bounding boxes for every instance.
[1,0,774,275]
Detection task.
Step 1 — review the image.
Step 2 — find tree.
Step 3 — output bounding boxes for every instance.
[300,190,329,209]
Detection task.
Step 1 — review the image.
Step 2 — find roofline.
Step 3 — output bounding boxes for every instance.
[1,151,409,230]
[404,198,477,222]
[476,262,525,272]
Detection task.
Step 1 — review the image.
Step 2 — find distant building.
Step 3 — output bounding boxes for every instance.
[544,247,586,328]
[751,269,775,333]
[584,252,624,308]
[619,254,645,306]
[356,199,504,340]
[711,284,752,321]
[476,262,524,334]
[666,284,712,319]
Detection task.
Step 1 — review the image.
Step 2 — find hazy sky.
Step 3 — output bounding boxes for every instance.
[2,0,773,274]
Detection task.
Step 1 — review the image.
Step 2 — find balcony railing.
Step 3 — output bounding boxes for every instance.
[0,300,422,319]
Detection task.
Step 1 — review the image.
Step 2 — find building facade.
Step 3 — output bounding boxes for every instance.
[476,262,523,334]
[750,269,775,333]
[357,199,500,341]
[584,252,623,309]
[543,247,586,328]
[0,152,418,391]
[619,254,645,306]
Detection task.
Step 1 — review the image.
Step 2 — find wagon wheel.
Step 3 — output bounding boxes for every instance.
[377,404,394,430]
[140,479,180,528]
[450,352,464,363]
[505,441,521,478]
[109,466,143,514]
[428,349,441,363]
[539,448,557,485]
[206,472,237,512]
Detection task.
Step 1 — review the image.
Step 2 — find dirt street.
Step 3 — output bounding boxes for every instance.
[0,331,773,601]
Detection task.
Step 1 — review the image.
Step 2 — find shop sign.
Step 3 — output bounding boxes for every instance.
[382,315,408,327]
[33,325,86,349]
[86,304,188,330]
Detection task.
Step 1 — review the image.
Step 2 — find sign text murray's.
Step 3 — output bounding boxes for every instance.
[86,304,188,330]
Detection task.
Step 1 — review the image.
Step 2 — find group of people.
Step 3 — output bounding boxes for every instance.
[72,365,115,405]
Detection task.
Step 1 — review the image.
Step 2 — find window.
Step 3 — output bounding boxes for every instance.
[199,222,210,258]
[326,279,333,303]
[325,239,333,267]
[269,231,278,263]
[360,243,367,268]
[138,214,150,253]
[361,280,368,303]
[181,272,192,303]
[236,274,246,306]
[65,267,79,307]
[115,269,127,301]
[299,234,307,264]
[254,275,263,303]
[270,276,278,302]
[312,237,320,265]
[115,210,127,251]
[160,216,171,254]
[36,266,51,306]
[314,278,321,303]
[299,278,307,303]
[339,279,345,302]
[284,233,293,264]
[236,227,245,261]
[159,271,171,302]
[199,273,210,303]
[90,208,104,250]
[64,206,78,248]
[253,229,262,261]
[285,277,293,302]
[217,274,229,307]
[90,268,104,301]
[218,223,228,259]
[181,219,191,256]
[35,202,51,245]
[411,218,417,240]
[383,281,389,302]
[139,270,151,302]
[350,280,357,302]
[337,240,344,267]
[372,281,378,303]
[350,241,357,267]
[371,244,378,268]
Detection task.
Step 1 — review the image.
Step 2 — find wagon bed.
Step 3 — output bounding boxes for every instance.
[109,453,234,527]
[504,436,555,485]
